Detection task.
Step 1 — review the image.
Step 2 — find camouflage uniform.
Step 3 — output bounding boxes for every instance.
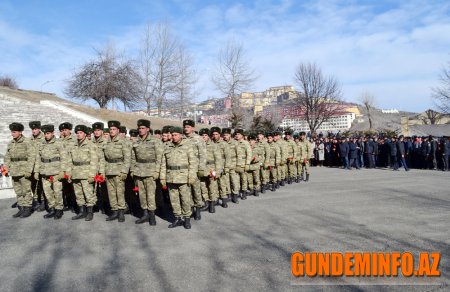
[212,138,231,199]
[35,137,69,211]
[131,134,163,212]
[257,138,271,187]
[225,138,240,197]
[185,133,206,208]
[235,139,252,195]
[275,138,288,182]
[61,133,78,209]
[267,140,281,185]
[92,135,108,211]
[248,140,265,193]
[4,135,36,208]
[201,139,222,203]
[68,138,99,207]
[285,137,299,181]
[160,139,198,219]
[103,134,131,211]
[30,131,45,203]
[298,139,313,177]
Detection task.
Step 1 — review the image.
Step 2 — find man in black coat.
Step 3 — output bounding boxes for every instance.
[396,135,409,171]
[365,136,375,168]
[441,136,450,171]
[420,137,431,169]
[348,137,361,169]
[338,137,349,169]
[389,136,399,170]
[429,136,438,170]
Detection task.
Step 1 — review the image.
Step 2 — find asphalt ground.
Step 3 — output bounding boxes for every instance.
[0,167,449,292]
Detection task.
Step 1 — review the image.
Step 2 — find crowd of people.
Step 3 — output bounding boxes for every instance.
[3,120,313,229]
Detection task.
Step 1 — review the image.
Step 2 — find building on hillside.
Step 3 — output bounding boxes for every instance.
[238,85,296,113]
[381,109,399,114]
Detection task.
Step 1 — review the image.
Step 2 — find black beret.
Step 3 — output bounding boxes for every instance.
[170,126,183,134]
[129,129,139,137]
[154,129,162,135]
[210,127,221,134]
[199,128,210,136]
[119,126,127,133]
[234,128,244,135]
[248,134,257,140]
[41,124,54,133]
[60,122,73,130]
[222,128,231,134]
[183,119,195,127]
[137,119,151,128]
[9,122,24,131]
[74,125,88,133]
[108,120,121,128]
[92,122,104,130]
[29,121,41,129]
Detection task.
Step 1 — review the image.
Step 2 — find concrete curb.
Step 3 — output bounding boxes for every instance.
[0,188,16,200]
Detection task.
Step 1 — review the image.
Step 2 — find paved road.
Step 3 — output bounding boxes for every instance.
[0,167,449,292]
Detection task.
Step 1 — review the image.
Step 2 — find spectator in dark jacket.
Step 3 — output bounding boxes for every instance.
[420,137,431,169]
[348,137,361,169]
[338,137,349,169]
[365,137,375,168]
[396,135,409,171]
[429,136,438,170]
[389,136,399,170]
[442,137,450,171]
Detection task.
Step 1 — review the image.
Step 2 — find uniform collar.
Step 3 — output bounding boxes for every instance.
[13,135,25,143]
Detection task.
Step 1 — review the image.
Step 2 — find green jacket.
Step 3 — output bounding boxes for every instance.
[103,135,131,176]
[213,139,231,172]
[68,138,99,180]
[185,133,207,174]
[131,134,163,178]
[160,139,198,184]
[225,139,238,170]
[205,140,223,175]
[275,139,288,164]
[267,141,281,167]
[257,140,270,168]
[236,139,252,168]
[298,140,313,160]
[35,137,69,176]
[285,138,299,163]
[92,136,106,174]
[249,143,265,171]
[4,135,36,177]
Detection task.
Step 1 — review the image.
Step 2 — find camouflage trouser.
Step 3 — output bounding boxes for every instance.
[136,176,156,211]
[247,170,260,191]
[106,175,125,210]
[12,176,33,207]
[278,163,286,181]
[260,167,269,185]
[288,160,297,178]
[218,173,229,198]
[200,176,219,202]
[236,168,248,192]
[300,161,310,175]
[296,161,302,177]
[73,179,96,207]
[269,166,278,183]
[42,176,63,210]
[31,175,44,202]
[227,170,240,195]
[190,177,204,207]
[168,183,192,218]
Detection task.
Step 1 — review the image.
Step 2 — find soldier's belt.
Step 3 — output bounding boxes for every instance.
[10,157,28,162]
[136,158,156,163]
[106,158,123,163]
[206,160,215,165]
[168,165,188,170]
[41,157,60,163]
[73,161,90,166]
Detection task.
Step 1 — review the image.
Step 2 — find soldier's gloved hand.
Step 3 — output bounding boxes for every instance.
[34,172,40,180]
[23,172,32,178]
[235,166,242,173]
[119,172,128,181]
[161,181,168,190]
[87,177,95,184]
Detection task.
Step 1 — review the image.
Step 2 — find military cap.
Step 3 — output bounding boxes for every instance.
[273,130,281,136]
[299,131,306,136]
[398,135,404,139]
[256,130,265,136]
[210,127,221,134]
[285,129,293,135]
[41,124,54,133]
[293,133,299,139]
[248,134,257,140]
[428,135,433,140]
[170,126,183,134]
[103,128,109,132]
[60,122,73,130]
[86,127,92,135]
[149,129,154,135]
[234,128,244,135]
[74,125,88,133]
[137,119,151,128]
[161,126,171,134]
[29,121,41,129]
[92,122,104,130]
[108,120,121,128]
[266,132,274,137]
[119,126,127,134]
[129,129,139,137]
[154,129,162,135]
[9,122,24,131]
[183,119,195,127]
[199,128,210,136]
[222,128,231,134]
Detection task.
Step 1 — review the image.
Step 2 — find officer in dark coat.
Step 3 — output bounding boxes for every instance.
[389,136,399,170]
[442,136,450,171]
[365,136,375,168]
[429,136,438,170]
[348,137,360,169]
[338,137,349,169]
[420,137,431,169]
[396,135,409,171]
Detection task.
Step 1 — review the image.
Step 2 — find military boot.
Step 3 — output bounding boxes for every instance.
[240,191,247,200]
[118,209,125,222]
[280,179,285,186]
[12,206,23,218]
[261,185,266,194]
[287,177,292,184]
[306,173,310,182]
[231,194,239,204]
[19,207,32,218]
[135,210,149,224]
[295,176,301,183]
[254,188,260,197]
[37,201,46,212]
[183,217,191,229]
[209,201,216,213]
[194,207,201,220]
[168,217,184,228]
[106,210,119,221]
[221,197,228,208]
[44,208,56,219]
[11,202,18,208]
[276,181,280,189]
[200,202,209,212]
[271,182,276,192]
[72,206,87,220]
[149,211,156,225]
[54,209,64,220]
[85,206,94,221]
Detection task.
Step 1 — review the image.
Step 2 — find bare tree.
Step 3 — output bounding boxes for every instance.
[138,22,180,117]
[421,109,442,125]
[294,62,343,133]
[66,44,141,109]
[0,75,18,89]
[432,64,450,114]
[212,39,257,110]
[359,91,376,130]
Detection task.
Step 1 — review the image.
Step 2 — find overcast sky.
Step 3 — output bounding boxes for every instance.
[1,0,449,112]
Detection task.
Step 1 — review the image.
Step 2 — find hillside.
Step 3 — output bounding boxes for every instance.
[350,105,417,132]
